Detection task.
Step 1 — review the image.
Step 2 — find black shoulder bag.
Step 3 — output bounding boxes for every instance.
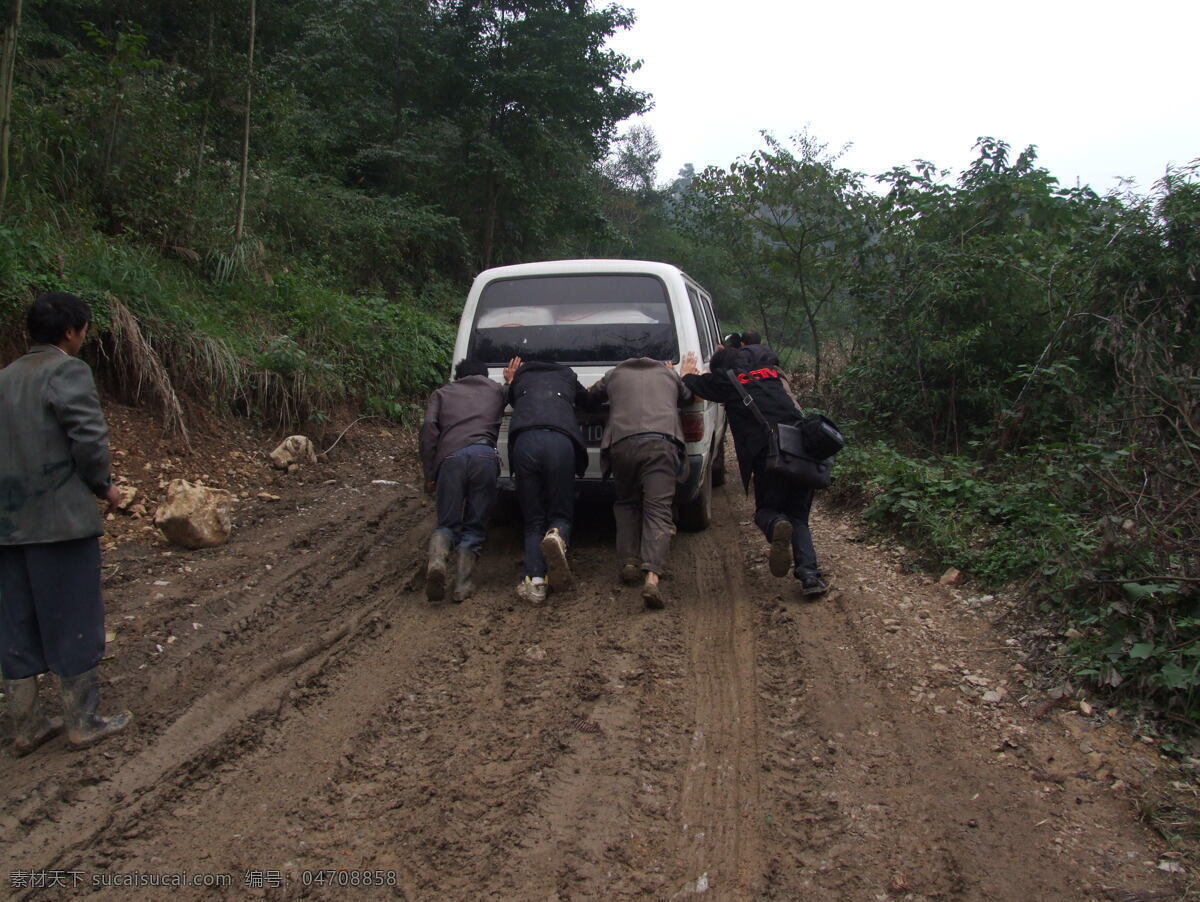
[724,370,841,490]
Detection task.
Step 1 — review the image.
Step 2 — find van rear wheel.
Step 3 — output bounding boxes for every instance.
[712,435,727,488]
[676,458,713,532]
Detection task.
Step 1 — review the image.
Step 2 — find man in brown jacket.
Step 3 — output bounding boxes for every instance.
[588,354,697,609]
[418,359,507,603]
[1,292,132,755]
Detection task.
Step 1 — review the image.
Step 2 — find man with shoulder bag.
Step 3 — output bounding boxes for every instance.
[682,340,840,597]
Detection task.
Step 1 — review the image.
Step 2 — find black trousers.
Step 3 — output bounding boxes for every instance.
[512,429,576,578]
[0,536,106,679]
[751,459,819,579]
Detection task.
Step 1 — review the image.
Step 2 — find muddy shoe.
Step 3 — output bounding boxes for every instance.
[619,563,641,586]
[641,580,665,610]
[4,677,64,757]
[768,519,793,578]
[800,575,829,599]
[59,669,132,751]
[540,528,574,592]
[516,576,548,604]
[452,549,477,603]
[425,532,452,602]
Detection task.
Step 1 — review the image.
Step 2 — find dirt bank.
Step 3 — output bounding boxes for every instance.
[1,406,1192,901]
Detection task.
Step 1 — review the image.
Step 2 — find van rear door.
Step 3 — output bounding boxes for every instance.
[467,272,679,481]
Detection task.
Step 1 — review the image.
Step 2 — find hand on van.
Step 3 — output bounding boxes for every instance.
[503,356,523,384]
[679,351,700,377]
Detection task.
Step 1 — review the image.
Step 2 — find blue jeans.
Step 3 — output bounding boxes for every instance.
[435,443,500,555]
[512,429,576,578]
[752,458,818,579]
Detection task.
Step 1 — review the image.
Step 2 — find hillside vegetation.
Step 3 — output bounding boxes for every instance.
[0,3,1196,724]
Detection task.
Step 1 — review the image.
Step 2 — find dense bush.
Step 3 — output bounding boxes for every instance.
[829,440,1200,720]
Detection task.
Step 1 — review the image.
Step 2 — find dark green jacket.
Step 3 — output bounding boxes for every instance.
[0,345,112,544]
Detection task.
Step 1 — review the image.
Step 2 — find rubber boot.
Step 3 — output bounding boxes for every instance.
[426,532,453,602]
[451,549,477,603]
[4,677,63,757]
[59,669,132,751]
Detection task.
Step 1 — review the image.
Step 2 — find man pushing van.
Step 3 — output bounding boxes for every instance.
[419,359,507,602]
[503,355,590,604]
[588,354,695,609]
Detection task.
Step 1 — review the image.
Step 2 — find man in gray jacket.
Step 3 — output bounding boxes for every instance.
[419,359,507,603]
[588,354,696,609]
[0,292,132,755]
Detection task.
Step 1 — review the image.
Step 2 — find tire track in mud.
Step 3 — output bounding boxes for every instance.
[5,455,1186,902]
[4,481,426,891]
[47,486,776,901]
[747,510,1182,902]
[302,517,698,901]
[670,491,765,900]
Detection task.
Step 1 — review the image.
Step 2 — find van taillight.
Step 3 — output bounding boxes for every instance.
[681,411,705,443]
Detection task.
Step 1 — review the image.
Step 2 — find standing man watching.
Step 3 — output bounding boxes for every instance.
[503,355,589,603]
[1,292,133,755]
[419,359,507,603]
[588,356,694,609]
[681,344,828,597]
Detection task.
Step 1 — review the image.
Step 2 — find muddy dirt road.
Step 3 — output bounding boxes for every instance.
[1,421,1189,900]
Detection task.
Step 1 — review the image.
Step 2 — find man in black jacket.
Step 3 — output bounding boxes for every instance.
[503,355,589,603]
[681,344,828,597]
[419,359,507,603]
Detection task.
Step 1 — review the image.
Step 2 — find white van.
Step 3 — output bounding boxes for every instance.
[451,259,727,530]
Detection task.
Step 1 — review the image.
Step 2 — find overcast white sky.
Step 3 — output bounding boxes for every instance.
[607,0,1199,195]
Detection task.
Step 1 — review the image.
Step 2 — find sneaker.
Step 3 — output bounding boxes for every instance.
[768,519,793,578]
[516,576,548,604]
[619,563,641,586]
[540,528,574,592]
[800,575,828,598]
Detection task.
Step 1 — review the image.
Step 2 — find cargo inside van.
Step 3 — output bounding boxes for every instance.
[467,273,678,365]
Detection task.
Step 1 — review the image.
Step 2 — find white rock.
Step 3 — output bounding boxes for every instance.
[269,435,318,470]
[154,479,233,549]
[939,567,964,586]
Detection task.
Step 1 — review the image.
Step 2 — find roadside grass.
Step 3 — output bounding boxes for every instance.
[825,438,1200,730]
[827,435,1200,884]
[0,218,458,432]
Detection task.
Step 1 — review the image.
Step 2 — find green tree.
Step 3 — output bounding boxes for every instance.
[0,0,21,215]
[842,138,1100,449]
[683,131,870,389]
[431,0,648,267]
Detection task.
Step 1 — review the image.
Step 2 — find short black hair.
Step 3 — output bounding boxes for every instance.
[741,330,762,346]
[454,359,489,380]
[709,348,737,371]
[28,292,91,345]
[722,332,742,349]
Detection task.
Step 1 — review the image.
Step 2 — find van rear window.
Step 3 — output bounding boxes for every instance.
[469,274,678,365]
